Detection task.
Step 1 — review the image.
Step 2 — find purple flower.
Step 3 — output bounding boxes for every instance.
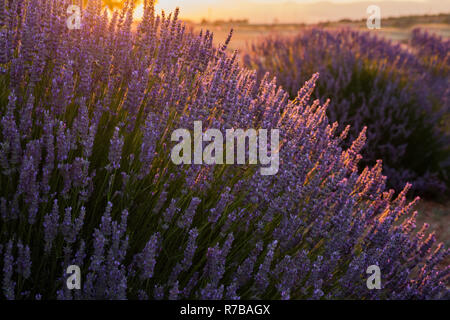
[61,206,85,244]
[16,241,31,279]
[2,240,15,300]
[136,233,160,280]
[139,112,160,177]
[177,197,201,230]
[169,281,180,300]
[107,127,124,171]
[181,228,199,270]
[253,240,277,294]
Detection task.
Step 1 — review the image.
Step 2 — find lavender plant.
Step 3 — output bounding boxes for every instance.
[244,28,450,197]
[0,0,448,300]
[411,28,450,128]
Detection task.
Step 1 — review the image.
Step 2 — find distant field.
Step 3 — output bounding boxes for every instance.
[190,14,450,51]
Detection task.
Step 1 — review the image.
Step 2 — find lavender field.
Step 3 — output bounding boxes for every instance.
[0,0,449,300]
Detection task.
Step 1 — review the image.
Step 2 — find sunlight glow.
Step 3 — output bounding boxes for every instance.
[134,3,144,19]
[107,0,447,24]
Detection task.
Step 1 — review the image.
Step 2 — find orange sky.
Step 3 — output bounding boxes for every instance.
[129,0,450,24]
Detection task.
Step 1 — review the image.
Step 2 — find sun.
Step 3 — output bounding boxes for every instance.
[99,0,158,19]
[102,0,158,10]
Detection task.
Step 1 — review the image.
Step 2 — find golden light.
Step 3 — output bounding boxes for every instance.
[102,1,146,10]
[101,0,156,20]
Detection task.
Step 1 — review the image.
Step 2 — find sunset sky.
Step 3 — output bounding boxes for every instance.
[144,0,449,23]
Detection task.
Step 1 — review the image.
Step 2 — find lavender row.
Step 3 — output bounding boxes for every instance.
[244,28,450,197]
